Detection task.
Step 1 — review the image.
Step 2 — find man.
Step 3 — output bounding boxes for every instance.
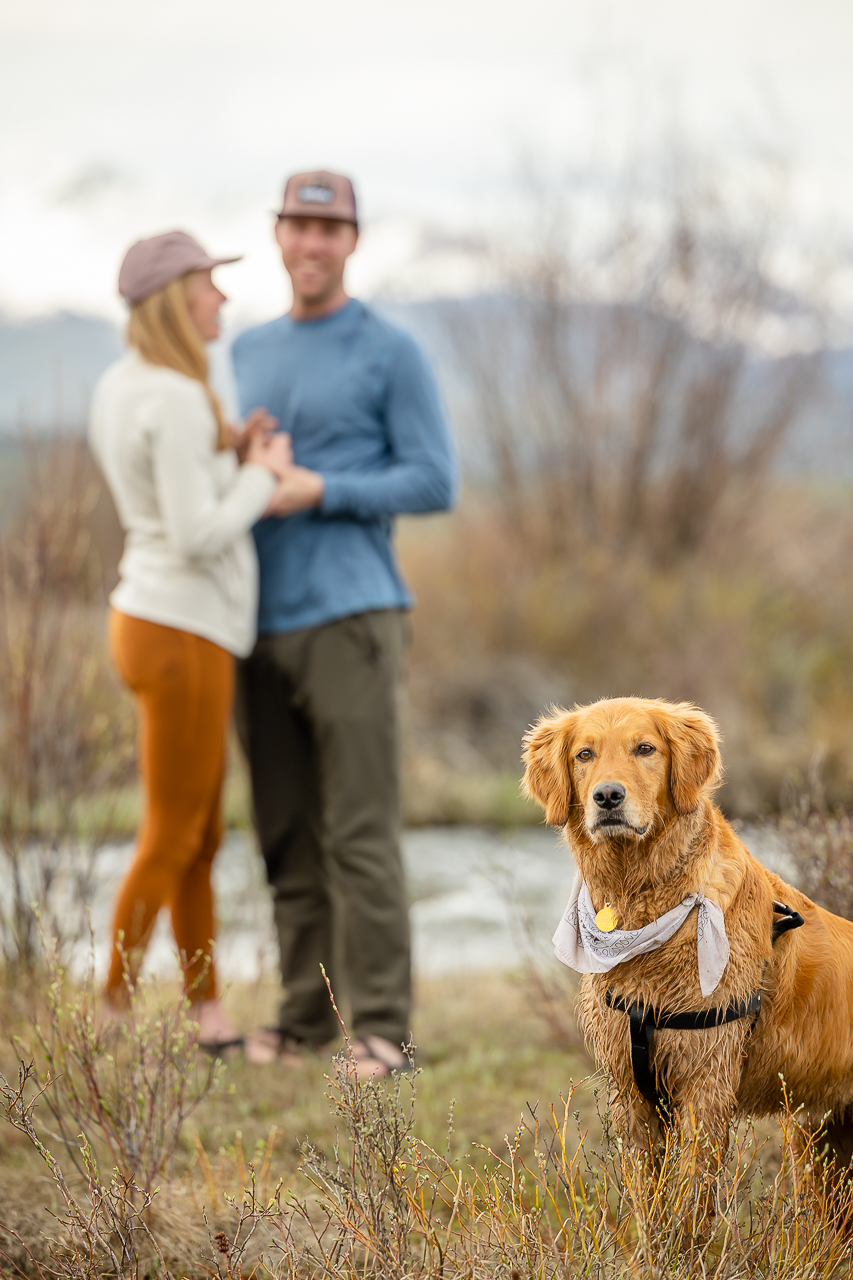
[232,170,457,1076]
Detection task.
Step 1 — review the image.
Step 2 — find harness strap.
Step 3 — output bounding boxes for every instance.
[605,898,804,1113]
[606,990,762,1029]
[605,990,762,1113]
[772,900,804,944]
[627,1003,657,1108]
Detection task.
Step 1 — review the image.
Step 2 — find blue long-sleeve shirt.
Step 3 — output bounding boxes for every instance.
[231,299,457,635]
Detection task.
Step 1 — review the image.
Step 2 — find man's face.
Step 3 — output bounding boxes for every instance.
[275,216,358,306]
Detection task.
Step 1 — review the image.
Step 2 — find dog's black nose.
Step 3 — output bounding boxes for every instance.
[593,782,626,810]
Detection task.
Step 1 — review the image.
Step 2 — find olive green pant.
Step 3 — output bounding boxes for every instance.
[235,609,410,1047]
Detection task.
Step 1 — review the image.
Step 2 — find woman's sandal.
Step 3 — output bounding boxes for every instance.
[198,1035,245,1059]
[193,1000,244,1059]
[349,1035,413,1080]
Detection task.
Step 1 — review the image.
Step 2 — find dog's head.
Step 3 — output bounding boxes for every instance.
[522,697,722,841]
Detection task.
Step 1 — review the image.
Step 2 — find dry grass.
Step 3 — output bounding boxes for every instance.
[4,962,853,1278]
[398,479,853,820]
[0,967,593,1276]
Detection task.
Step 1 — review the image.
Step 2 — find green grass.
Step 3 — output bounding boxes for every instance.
[66,762,542,841]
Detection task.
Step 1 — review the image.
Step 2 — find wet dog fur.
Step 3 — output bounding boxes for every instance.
[523,696,853,1165]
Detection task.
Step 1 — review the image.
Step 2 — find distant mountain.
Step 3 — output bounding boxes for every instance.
[0,310,122,431]
[805,347,853,468]
[389,296,853,479]
[0,300,851,475]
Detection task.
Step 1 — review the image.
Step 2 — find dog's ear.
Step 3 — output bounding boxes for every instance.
[658,703,722,816]
[523,709,576,827]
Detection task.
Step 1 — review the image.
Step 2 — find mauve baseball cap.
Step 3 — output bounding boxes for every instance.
[277,170,358,226]
[118,230,242,305]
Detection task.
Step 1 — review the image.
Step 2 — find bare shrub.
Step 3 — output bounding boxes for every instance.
[6,994,853,1277]
[0,937,221,1275]
[254,1058,853,1278]
[399,155,851,819]
[400,501,853,817]
[14,934,221,1197]
[198,1191,283,1280]
[446,156,823,566]
[0,431,134,968]
[777,760,853,921]
[1,1062,173,1280]
[289,1060,418,1278]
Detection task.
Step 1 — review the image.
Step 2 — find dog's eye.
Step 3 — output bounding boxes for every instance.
[576,748,594,762]
[636,743,656,756]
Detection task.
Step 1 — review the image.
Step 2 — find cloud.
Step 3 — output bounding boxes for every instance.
[2,0,853,316]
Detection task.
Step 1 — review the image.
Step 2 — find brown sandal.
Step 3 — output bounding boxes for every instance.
[199,1035,245,1060]
[349,1035,412,1080]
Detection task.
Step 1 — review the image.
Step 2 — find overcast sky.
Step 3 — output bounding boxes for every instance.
[2,0,852,322]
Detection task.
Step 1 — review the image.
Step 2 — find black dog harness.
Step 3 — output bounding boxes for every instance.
[605,900,804,1114]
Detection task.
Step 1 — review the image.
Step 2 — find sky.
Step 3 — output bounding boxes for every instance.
[2,0,852,323]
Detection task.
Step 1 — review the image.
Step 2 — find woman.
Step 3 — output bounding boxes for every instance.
[90,230,290,1049]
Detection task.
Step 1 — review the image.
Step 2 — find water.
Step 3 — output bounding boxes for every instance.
[79,823,789,983]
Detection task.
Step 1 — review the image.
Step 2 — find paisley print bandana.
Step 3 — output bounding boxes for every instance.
[553,870,730,997]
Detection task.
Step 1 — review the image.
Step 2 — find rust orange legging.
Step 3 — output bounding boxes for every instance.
[106,610,234,1004]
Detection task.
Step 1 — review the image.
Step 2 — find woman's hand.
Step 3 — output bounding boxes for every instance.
[232,407,279,462]
[247,430,294,480]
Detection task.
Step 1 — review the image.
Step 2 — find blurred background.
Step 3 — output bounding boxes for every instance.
[3,0,853,971]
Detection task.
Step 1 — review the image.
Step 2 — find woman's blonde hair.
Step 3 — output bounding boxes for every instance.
[126,274,230,450]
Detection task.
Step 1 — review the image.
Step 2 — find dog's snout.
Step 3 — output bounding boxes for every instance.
[593,782,626,810]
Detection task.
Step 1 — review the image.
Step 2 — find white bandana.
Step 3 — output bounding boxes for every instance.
[553,871,730,997]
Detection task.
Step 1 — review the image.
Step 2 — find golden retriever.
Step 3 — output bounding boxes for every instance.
[523,696,853,1165]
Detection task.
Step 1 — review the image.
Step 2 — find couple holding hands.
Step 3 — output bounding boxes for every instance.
[90,170,457,1078]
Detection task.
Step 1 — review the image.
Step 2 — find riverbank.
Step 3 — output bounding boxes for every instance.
[66,754,539,841]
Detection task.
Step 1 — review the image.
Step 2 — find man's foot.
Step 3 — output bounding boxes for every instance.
[350,1035,411,1080]
[193,1000,244,1057]
[245,1027,313,1067]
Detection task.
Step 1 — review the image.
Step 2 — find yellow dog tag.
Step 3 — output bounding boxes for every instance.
[595,903,618,933]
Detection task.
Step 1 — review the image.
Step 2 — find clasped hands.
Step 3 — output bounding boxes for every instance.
[232,408,325,518]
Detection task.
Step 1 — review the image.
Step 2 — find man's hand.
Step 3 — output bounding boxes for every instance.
[264,467,326,517]
[249,431,293,479]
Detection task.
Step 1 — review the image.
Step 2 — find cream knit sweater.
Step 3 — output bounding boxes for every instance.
[89,351,277,657]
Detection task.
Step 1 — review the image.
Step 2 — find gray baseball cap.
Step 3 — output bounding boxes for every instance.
[118,230,242,305]
[278,170,358,227]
